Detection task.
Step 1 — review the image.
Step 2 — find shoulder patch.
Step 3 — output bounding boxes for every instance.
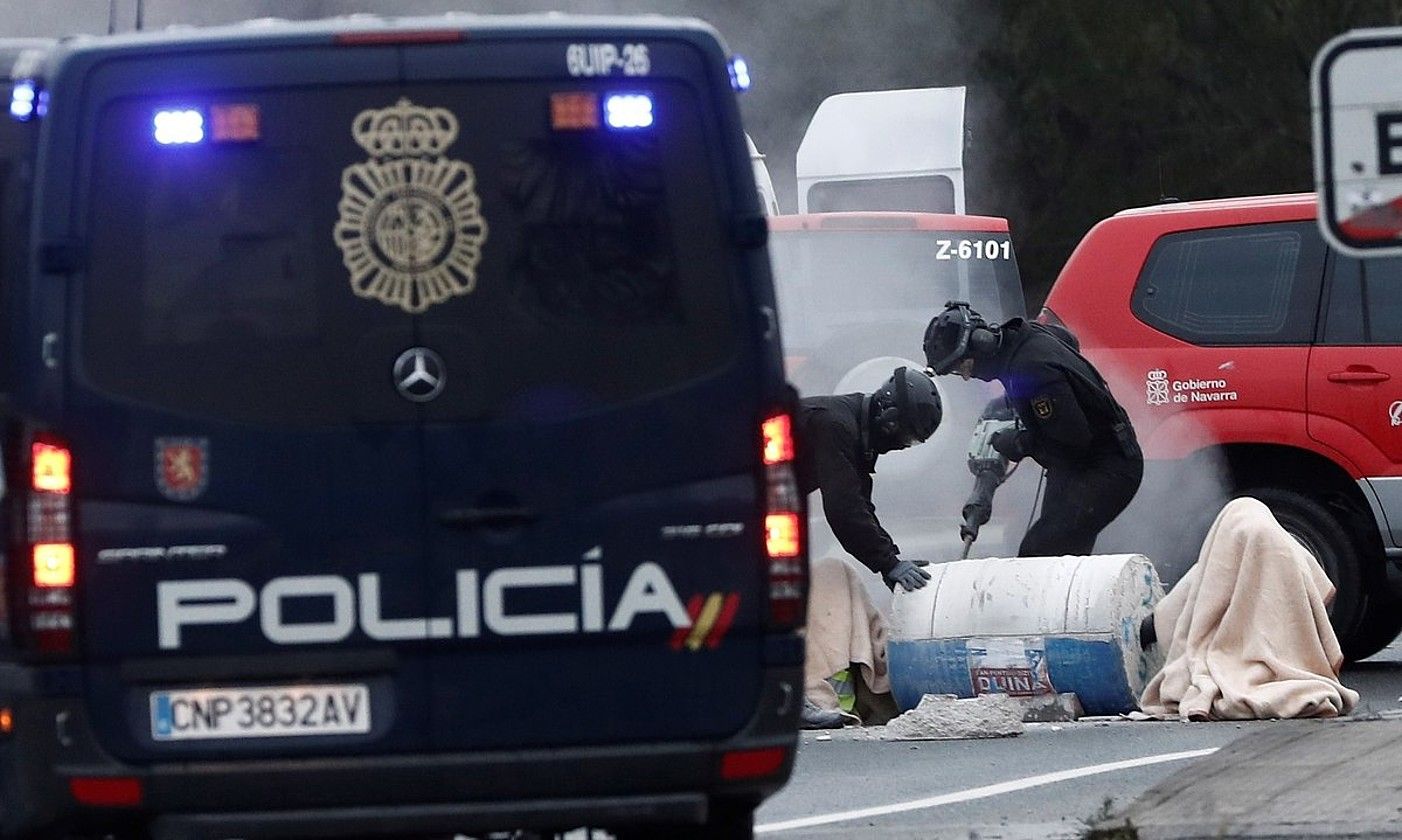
[1032,395,1054,420]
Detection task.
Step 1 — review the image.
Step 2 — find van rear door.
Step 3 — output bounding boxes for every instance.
[401,40,767,749]
[64,45,435,762]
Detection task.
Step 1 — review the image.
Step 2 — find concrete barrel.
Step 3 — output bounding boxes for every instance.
[888,554,1165,716]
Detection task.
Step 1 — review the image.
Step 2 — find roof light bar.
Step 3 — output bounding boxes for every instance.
[9,81,36,121]
[728,56,751,92]
[154,109,204,145]
[550,92,600,131]
[210,103,261,142]
[604,93,653,130]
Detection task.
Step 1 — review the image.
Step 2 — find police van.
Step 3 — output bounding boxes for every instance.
[0,14,802,839]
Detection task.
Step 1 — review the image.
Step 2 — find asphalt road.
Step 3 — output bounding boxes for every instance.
[755,639,1402,839]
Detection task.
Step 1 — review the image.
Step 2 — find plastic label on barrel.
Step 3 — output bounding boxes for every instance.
[968,637,1055,697]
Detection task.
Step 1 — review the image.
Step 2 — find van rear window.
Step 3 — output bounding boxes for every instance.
[81,81,737,425]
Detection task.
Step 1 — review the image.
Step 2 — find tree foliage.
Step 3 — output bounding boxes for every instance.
[974,0,1402,307]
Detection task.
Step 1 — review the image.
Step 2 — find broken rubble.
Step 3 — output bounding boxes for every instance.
[885,693,1025,740]
[1010,691,1083,722]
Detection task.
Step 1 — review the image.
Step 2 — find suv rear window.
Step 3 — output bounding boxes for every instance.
[81,81,736,425]
[1130,221,1326,346]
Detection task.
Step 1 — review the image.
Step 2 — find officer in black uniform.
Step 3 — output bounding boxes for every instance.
[923,302,1142,557]
[796,367,943,592]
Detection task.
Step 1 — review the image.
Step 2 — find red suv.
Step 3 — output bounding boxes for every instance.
[1043,193,1402,660]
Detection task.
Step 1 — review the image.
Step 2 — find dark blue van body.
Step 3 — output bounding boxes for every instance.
[0,15,802,839]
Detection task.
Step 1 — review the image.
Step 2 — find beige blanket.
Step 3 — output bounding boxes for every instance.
[1139,497,1358,720]
[804,555,891,711]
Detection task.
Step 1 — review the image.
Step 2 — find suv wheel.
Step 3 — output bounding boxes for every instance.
[1240,487,1364,654]
[1345,592,1402,661]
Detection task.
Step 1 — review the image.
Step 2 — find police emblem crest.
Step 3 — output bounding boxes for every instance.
[1032,396,1054,419]
[334,98,488,314]
[155,438,209,502]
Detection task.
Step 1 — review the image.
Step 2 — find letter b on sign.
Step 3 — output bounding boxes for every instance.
[1377,111,1402,175]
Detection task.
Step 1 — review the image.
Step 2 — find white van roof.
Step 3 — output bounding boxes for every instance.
[796,86,965,213]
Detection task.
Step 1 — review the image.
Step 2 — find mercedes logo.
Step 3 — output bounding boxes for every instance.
[392,347,446,403]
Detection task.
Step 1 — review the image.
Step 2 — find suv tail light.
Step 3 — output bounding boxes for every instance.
[11,434,77,656]
[761,412,806,629]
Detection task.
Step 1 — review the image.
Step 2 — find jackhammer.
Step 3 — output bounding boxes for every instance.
[960,397,1021,559]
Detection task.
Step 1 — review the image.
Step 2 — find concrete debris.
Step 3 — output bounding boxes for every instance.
[885,693,1025,740]
[1011,692,1083,722]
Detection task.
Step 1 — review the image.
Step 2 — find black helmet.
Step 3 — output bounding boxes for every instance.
[924,301,994,375]
[871,366,942,450]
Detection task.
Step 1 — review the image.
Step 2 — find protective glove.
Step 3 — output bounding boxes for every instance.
[989,427,1030,462]
[883,558,932,592]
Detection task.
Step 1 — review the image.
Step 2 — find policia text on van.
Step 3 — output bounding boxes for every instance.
[0,15,800,839]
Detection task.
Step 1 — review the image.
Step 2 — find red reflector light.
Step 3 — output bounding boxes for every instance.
[334,30,464,46]
[762,414,794,465]
[765,513,801,559]
[551,92,600,130]
[211,103,260,142]
[69,776,143,807]
[32,442,71,494]
[720,747,787,781]
[33,543,74,588]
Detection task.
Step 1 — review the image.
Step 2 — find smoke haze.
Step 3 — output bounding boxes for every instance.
[0,0,1001,217]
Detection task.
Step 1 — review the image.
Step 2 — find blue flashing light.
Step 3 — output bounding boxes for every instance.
[9,81,36,121]
[729,56,751,92]
[154,109,205,145]
[604,93,654,130]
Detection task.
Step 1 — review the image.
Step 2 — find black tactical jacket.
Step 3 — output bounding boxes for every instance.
[989,319,1141,472]
[794,394,900,575]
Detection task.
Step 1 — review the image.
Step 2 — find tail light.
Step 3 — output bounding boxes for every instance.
[761,412,806,629]
[719,746,788,781]
[11,435,77,656]
[69,777,143,807]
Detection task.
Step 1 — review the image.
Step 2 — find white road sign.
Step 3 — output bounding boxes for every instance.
[1314,28,1402,256]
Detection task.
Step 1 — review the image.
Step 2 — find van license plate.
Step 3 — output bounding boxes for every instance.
[150,684,371,741]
